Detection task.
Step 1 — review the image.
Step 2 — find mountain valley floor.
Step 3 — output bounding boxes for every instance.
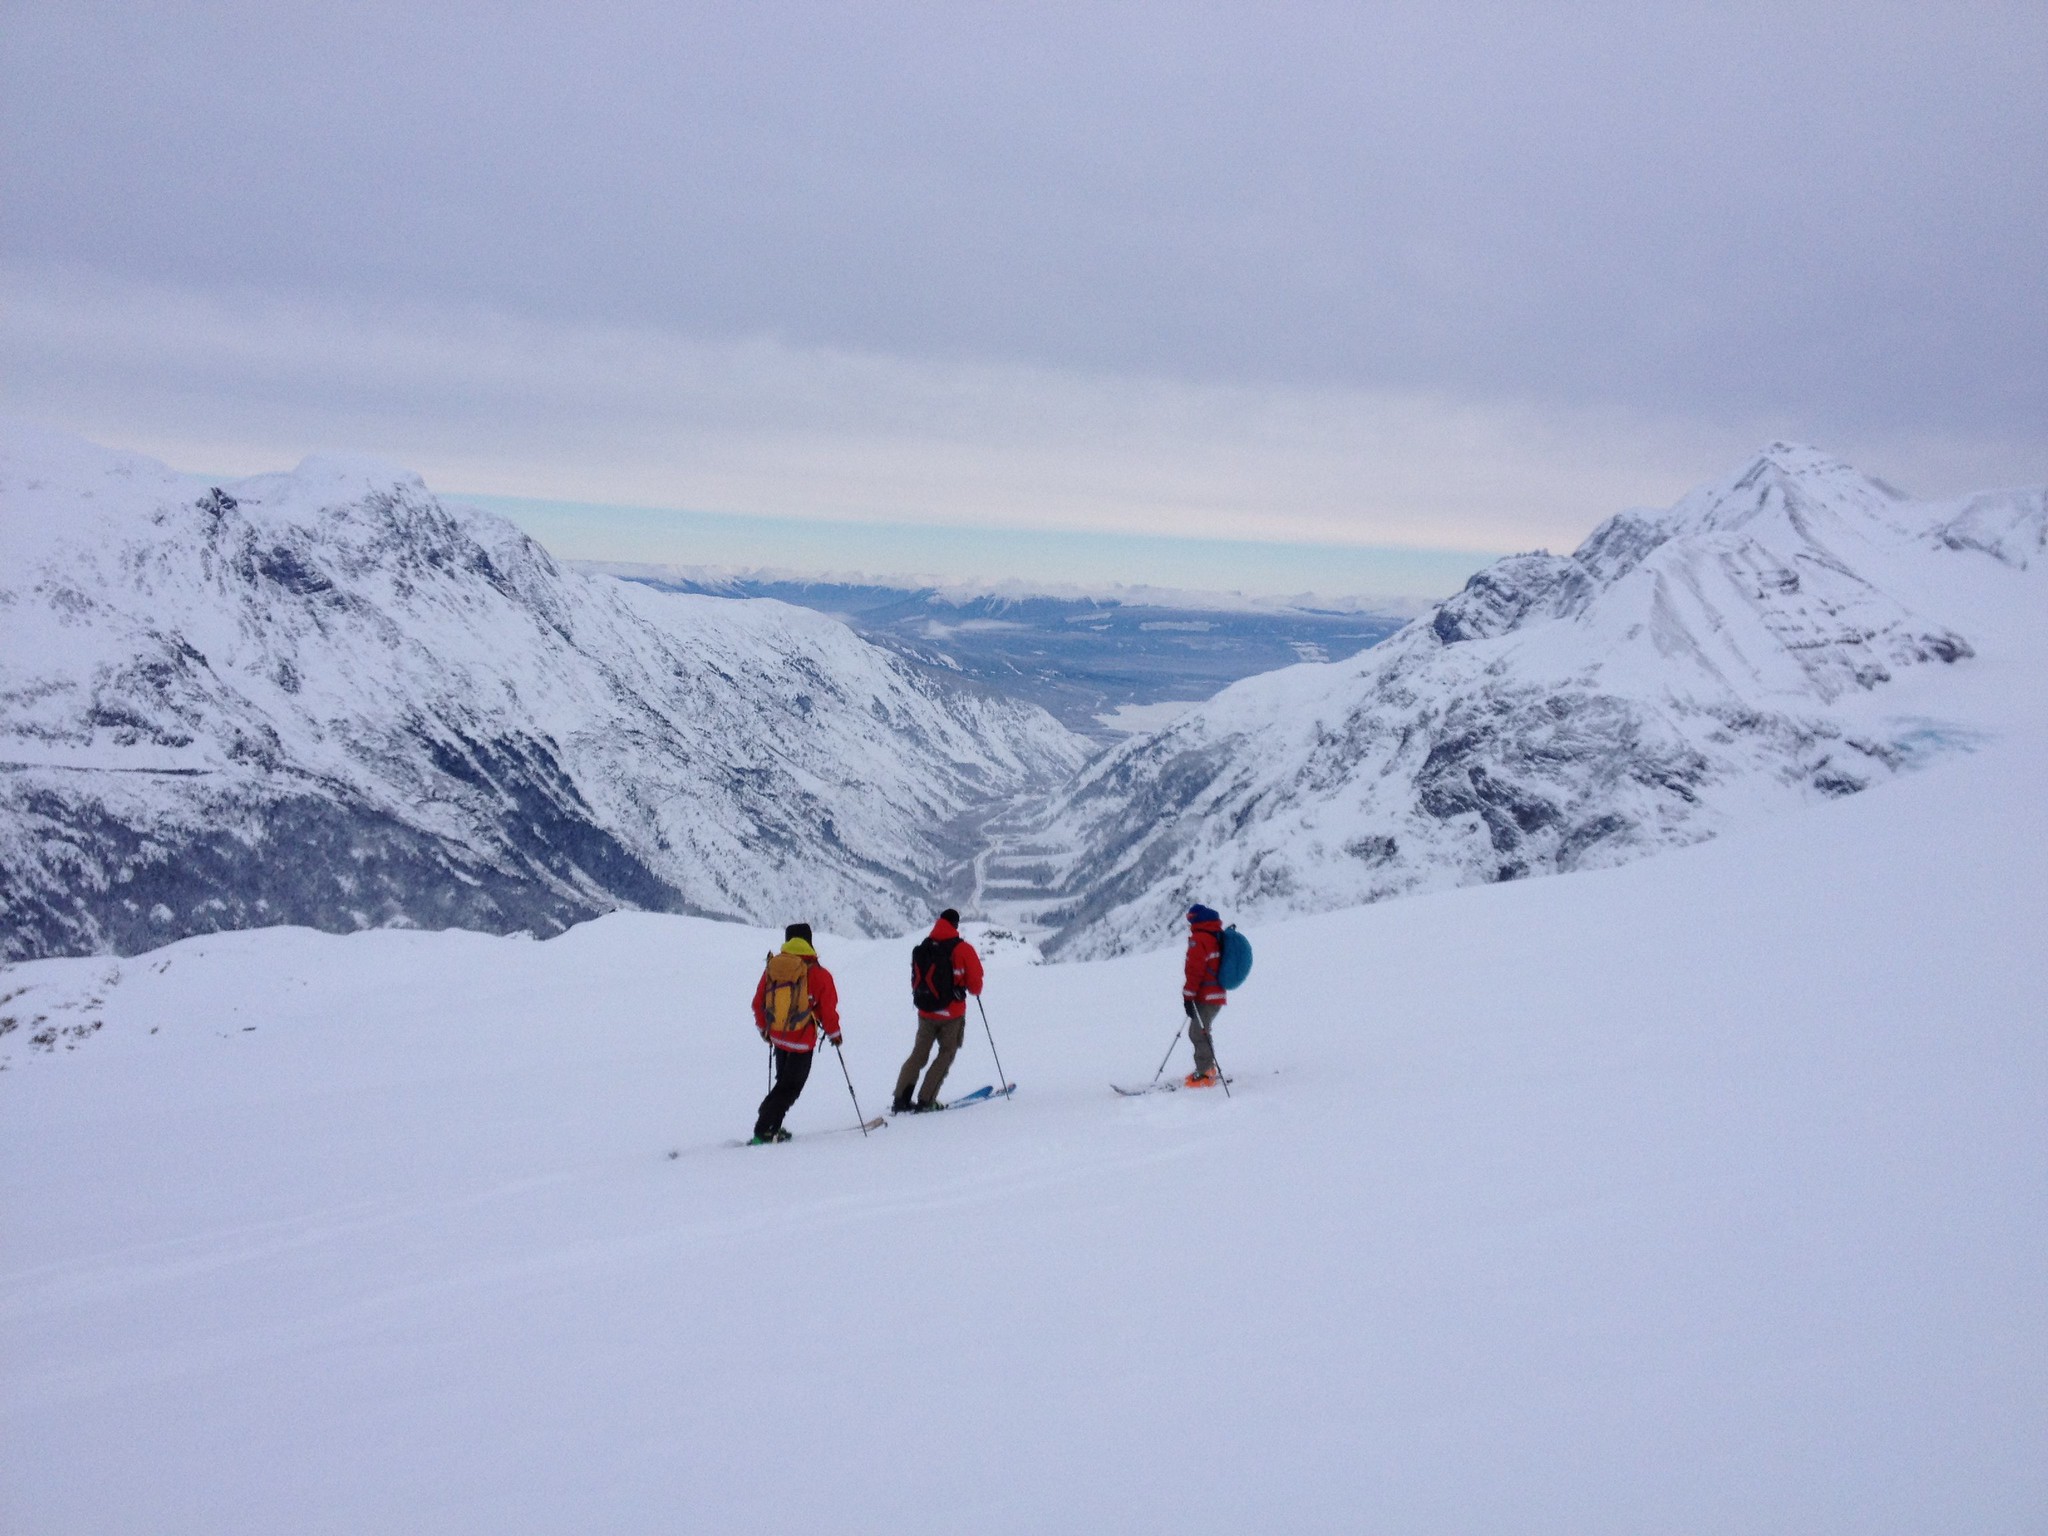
[3,709,2044,1532]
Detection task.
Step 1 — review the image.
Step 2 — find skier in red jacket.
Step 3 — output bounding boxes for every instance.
[1182,903,1227,1088]
[892,908,985,1113]
[749,923,842,1144]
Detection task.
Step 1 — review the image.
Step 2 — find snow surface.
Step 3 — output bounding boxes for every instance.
[4,706,2043,1531]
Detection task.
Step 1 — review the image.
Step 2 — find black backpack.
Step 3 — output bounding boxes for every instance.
[910,935,960,1014]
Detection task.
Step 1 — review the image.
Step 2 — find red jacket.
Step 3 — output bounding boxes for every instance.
[1184,919,1226,1006]
[913,917,984,1020]
[752,955,841,1052]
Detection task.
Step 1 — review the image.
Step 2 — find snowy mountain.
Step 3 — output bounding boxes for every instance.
[1016,444,2046,957]
[0,423,1088,961]
[9,427,2041,971]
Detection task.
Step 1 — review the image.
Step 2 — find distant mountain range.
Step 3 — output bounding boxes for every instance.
[1003,444,2045,957]
[5,426,2039,967]
[573,565,1407,740]
[0,423,1085,961]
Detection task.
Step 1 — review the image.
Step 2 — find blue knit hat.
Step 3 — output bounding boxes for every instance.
[1187,903,1220,924]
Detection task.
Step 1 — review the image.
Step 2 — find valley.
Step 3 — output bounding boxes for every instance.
[580,565,1408,740]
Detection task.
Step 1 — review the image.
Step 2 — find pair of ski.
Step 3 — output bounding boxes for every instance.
[727,1081,1016,1148]
[891,1081,1017,1117]
[1111,1076,1232,1097]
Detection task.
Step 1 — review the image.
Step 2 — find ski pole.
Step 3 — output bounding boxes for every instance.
[831,1039,870,1137]
[1150,1023,1185,1087]
[974,995,1010,1097]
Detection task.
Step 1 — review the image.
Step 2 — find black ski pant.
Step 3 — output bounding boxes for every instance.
[755,1045,814,1138]
[894,1014,966,1108]
[1188,1000,1223,1075]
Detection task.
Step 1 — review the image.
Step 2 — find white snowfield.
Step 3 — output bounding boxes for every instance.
[4,697,2043,1531]
[1029,444,2047,958]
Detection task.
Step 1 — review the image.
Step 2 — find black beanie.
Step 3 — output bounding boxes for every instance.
[784,922,813,943]
[940,908,960,926]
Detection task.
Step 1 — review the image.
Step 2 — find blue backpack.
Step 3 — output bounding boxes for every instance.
[1218,925,1254,991]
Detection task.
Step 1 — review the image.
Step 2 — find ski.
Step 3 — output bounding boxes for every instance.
[945,1082,1016,1109]
[1112,1076,1231,1097]
[889,1082,1017,1116]
[712,1115,887,1150]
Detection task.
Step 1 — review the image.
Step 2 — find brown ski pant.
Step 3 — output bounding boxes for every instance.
[895,1014,966,1107]
[1188,1001,1223,1074]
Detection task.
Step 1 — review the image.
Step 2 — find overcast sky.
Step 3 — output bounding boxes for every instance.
[4,2,2043,587]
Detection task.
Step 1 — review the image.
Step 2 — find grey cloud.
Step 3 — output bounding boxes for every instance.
[3,2,2043,486]
[3,268,1784,554]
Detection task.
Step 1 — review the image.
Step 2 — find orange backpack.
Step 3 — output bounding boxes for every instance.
[761,951,813,1038]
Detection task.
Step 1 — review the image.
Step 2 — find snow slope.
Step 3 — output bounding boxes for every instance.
[3,705,2042,1532]
[1024,444,2046,957]
[0,422,1087,960]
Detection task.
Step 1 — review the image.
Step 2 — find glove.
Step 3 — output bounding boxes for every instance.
[758,1028,770,1043]
[1182,997,1195,1019]
[828,1035,844,1049]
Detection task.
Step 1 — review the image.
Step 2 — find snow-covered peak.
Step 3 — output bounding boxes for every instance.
[0,418,191,562]
[1667,441,1906,532]
[225,453,435,528]
[1426,551,1596,644]
[1928,485,2048,570]
[1570,441,1914,587]
[1412,438,1982,708]
[0,415,180,488]
[1002,445,2044,957]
